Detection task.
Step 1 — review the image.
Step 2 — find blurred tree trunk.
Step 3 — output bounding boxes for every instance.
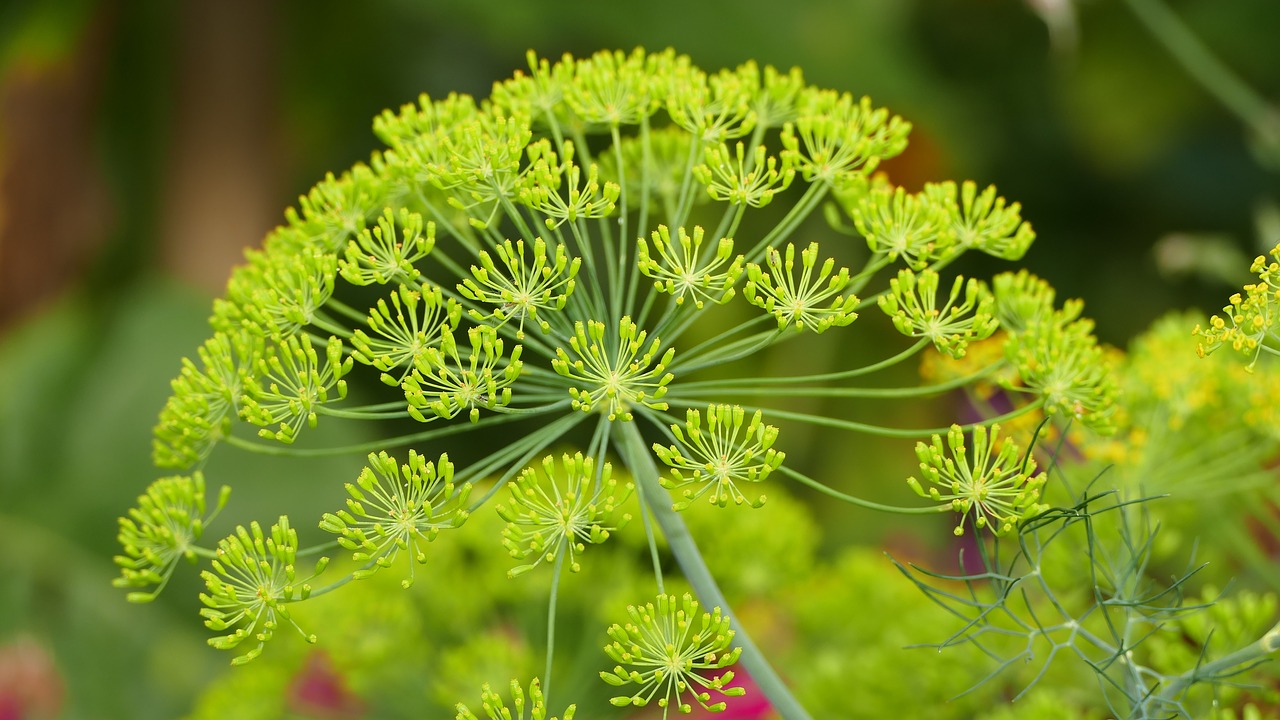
[0,6,113,332]
[160,0,281,293]
[0,0,282,334]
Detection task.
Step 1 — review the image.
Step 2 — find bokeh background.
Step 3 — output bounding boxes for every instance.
[1,0,1277,717]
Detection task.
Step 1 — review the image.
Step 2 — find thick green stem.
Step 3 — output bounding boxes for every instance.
[613,421,813,720]
[1156,619,1280,707]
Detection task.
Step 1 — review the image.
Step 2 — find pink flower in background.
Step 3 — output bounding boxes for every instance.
[704,669,775,720]
[288,651,366,719]
[0,636,62,720]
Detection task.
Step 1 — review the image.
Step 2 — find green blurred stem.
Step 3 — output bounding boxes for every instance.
[296,540,341,558]
[1124,0,1280,145]
[665,314,772,372]
[302,565,361,599]
[672,337,932,392]
[631,456,668,595]
[846,254,894,298]
[670,126,708,232]
[668,327,780,374]
[778,465,948,515]
[189,545,218,560]
[614,421,813,720]
[464,412,588,507]
[308,313,355,340]
[322,297,372,325]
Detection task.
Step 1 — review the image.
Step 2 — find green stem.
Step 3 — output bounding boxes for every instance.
[1123,0,1280,148]
[671,365,991,400]
[638,115,653,256]
[614,421,813,720]
[466,411,588,508]
[302,566,362,599]
[564,220,609,325]
[222,407,563,457]
[314,405,410,420]
[188,545,218,560]
[1157,619,1280,705]
[631,455,668,594]
[746,181,829,262]
[667,327,780,375]
[664,313,772,371]
[544,550,565,707]
[669,127,707,232]
[778,466,948,515]
[711,202,747,252]
[846,254,894,298]
[308,313,354,340]
[669,337,935,393]
[665,397,1045,439]
[497,192,540,248]
[320,297,370,325]
[297,540,341,558]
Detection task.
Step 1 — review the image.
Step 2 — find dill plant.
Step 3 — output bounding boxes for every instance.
[117,48,1150,717]
[888,254,1280,718]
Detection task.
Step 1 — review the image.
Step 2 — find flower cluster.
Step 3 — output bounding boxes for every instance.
[113,473,229,601]
[552,317,674,421]
[496,452,632,576]
[653,404,783,510]
[117,47,1121,716]
[744,242,859,333]
[1003,314,1116,432]
[878,269,998,358]
[908,424,1047,536]
[152,331,260,467]
[319,450,471,587]
[638,225,744,309]
[991,270,1117,433]
[199,517,328,664]
[1196,241,1280,369]
[601,593,744,716]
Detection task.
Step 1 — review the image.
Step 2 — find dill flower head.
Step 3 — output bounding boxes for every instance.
[319,449,471,588]
[654,404,783,510]
[601,593,744,716]
[1196,241,1280,370]
[496,452,632,576]
[121,48,1117,715]
[113,473,229,601]
[199,516,329,664]
[908,423,1047,536]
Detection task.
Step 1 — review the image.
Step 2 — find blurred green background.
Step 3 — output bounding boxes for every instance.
[0,0,1277,717]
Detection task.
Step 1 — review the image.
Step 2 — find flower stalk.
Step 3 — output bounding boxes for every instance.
[614,420,812,720]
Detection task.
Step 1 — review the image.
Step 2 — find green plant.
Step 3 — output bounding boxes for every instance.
[115,49,1280,719]
[889,253,1280,719]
